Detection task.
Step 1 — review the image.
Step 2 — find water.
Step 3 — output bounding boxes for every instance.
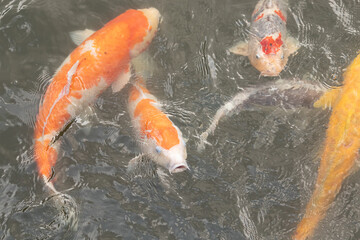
[1,0,360,239]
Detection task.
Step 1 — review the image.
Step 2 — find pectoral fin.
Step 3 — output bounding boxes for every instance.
[285,36,300,55]
[111,65,131,93]
[229,41,249,56]
[131,51,156,79]
[69,29,96,46]
[313,87,342,109]
[127,154,146,173]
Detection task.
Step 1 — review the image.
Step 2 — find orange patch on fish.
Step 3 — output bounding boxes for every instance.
[34,139,57,176]
[260,33,283,55]
[274,10,286,22]
[134,99,180,150]
[129,87,141,102]
[72,92,83,99]
[139,84,150,94]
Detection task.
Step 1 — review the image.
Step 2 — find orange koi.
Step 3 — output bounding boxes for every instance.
[34,8,160,187]
[293,53,360,239]
[127,77,188,173]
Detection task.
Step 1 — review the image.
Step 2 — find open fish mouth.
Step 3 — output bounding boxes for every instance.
[260,66,282,76]
[261,70,281,76]
[169,163,189,173]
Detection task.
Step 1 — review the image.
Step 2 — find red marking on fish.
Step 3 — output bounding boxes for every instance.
[260,33,283,55]
[275,10,286,22]
[255,13,264,21]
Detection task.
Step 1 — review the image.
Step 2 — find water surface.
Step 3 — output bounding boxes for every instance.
[1,0,360,239]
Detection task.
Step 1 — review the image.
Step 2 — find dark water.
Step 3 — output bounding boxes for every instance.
[1,0,360,239]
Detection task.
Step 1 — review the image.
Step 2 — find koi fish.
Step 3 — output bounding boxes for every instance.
[34,8,161,187]
[127,77,188,173]
[293,54,360,239]
[230,0,299,76]
[198,78,325,151]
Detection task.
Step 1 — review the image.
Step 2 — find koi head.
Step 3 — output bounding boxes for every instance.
[248,32,287,76]
[130,8,161,57]
[152,137,188,174]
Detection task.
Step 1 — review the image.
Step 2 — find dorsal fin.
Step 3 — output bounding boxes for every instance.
[69,29,95,46]
[48,118,76,148]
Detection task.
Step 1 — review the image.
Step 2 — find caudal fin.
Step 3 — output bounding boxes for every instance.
[292,187,333,240]
[197,79,326,152]
[131,50,157,80]
[42,175,79,234]
[197,90,254,152]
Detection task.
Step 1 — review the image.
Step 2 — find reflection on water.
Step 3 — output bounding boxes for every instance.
[0,0,360,239]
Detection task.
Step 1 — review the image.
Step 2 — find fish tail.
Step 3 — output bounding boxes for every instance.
[131,50,156,80]
[197,90,254,151]
[42,175,79,233]
[276,0,289,5]
[293,173,345,239]
[293,201,325,240]
[264,0,288,8]
[264,0,274,8]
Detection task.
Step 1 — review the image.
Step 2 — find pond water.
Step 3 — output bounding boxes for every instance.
[1,0,360,239]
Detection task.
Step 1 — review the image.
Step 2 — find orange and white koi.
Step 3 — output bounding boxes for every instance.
[293,54,360,239]
[230,0,299,76]
[127,77,188,173]
[34,8,161,189]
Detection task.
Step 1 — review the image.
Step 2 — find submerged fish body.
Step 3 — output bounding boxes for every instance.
[127,77,188,173]
[230,0,299,76]
[197,78,325,151]
[34,8,160,181]
[293,54,360,239]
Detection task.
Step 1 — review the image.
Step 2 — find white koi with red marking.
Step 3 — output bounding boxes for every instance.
[230,0,299,76]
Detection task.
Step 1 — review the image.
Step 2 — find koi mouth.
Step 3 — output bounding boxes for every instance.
[259,62,283,76]
[261,70,281,77]
[169,163,189,173]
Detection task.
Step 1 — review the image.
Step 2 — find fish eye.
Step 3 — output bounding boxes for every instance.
[281,55,284,59]
[256,54,260,59]
[155,146,162,153]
